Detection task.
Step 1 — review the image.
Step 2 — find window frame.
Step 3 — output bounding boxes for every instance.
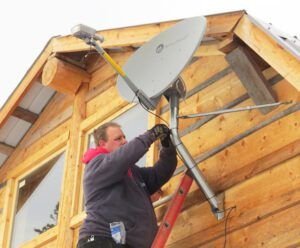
[7,146,67,248]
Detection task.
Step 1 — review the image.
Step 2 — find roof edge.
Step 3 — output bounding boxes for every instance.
[0,37,56,128]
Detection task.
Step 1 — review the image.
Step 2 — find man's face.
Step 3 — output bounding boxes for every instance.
[99,126,127,152]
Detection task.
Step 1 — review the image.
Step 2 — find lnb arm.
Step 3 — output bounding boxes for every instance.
[71,24,156,110]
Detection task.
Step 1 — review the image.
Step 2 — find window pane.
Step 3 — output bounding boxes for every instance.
[88,105,148,167]
[11,152,65,248]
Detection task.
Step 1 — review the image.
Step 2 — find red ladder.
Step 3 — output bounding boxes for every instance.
[151,172,194,248]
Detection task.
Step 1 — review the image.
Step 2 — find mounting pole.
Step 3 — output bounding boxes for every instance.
[166,83,224,220]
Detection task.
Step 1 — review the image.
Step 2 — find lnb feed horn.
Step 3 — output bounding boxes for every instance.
[71,24,104,43]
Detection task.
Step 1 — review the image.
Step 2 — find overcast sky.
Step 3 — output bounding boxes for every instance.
[0,0,299,109]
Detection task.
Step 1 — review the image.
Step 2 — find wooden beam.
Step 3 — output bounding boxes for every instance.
[219,37,270,71]
[12,106,38,124]
[218,37,238,54]
[89,51,133,90]
[20,227,58,248]
[54,53,86,69]
[234,14,300,91]
[86,76,116,102]
[0,179,16,248]
[56,83,88,247]
[24,106,73,148]
[81,103,134,133]
[0,38,54,129]
[42,57,90,95]
[6,131,69,180]
[70,212,86,229]
[86,85,128,117]
[52,11,245,53]
[180,56,229,92]
[226,46,276,114]
[0,143,14,157]
[194,41,224,57]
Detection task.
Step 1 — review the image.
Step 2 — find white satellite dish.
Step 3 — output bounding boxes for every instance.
[116,16,206,105]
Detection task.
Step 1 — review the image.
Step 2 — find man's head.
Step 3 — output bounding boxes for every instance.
[93,122,127,152]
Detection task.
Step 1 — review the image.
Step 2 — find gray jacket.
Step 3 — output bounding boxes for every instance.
[79,131,177,248]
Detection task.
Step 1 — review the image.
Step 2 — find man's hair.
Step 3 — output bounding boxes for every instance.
[93,122,121,146]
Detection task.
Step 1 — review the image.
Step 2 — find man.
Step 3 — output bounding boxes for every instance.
[77,122,177,248]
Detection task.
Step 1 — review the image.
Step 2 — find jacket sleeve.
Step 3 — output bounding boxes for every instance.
[85,131,155,189]
[137,145,177,195]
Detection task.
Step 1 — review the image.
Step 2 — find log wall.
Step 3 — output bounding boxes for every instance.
[0,12,299,247]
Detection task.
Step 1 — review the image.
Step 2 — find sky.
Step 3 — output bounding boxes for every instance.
[0,0,299,109]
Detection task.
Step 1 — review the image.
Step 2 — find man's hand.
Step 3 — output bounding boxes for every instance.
[149,124,169,140]
[161,132,171,147]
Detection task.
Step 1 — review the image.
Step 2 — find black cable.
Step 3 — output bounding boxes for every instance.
[137,98,187,165]
[138,98,169,125]
[216,206,236,248]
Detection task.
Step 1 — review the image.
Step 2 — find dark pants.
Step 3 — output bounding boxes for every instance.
[77,235,130,248]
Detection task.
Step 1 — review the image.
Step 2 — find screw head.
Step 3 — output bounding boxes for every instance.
[156,44,164,54]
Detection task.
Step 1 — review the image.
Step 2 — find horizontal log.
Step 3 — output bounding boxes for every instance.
[178,80,298,163]
[6,131,69,179]
[86,85,127,117]
[24,92,73,141]
[167,155,300,247]
[86,76,116,102]
[202,203,300,247]
[25,106,72,148]
[180,56,229,93]
[193,41,225,57]
[160,55,230,111]
[89,51,133,90]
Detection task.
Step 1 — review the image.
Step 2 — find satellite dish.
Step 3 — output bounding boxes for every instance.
[117,16,206,105]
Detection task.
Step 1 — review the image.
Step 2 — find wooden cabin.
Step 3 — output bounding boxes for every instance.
[0,10,300,247]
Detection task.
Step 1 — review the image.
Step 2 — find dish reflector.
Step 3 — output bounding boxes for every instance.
[117,16,206,104]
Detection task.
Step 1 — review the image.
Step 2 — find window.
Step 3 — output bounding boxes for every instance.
[11,152,65,248]
[88,105,148,167]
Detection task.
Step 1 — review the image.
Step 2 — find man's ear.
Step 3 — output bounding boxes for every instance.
[98,139,106,147]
